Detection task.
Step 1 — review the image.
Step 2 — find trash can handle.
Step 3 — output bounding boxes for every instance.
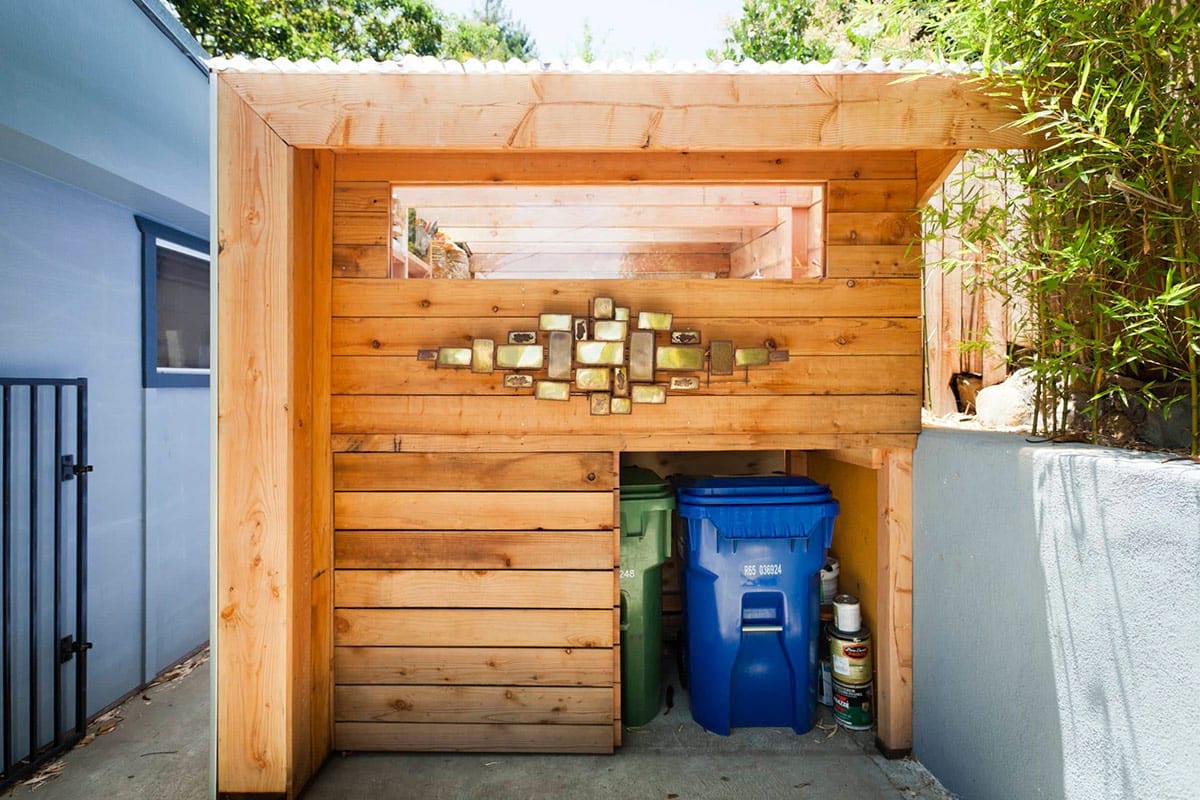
[741,624,783,633]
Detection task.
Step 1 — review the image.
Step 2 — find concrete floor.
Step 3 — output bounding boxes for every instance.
[9,660,951,800]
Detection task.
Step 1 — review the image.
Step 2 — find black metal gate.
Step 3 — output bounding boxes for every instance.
[0,378,91,789]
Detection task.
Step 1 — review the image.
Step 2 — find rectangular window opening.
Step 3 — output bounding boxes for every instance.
[389,184,826,280]
[136,217,210,387]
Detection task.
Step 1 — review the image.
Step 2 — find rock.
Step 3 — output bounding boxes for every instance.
[975,368,1038,429]
[1097,411,1138,446]
[953,373,983,414]
[1134,396,1196,451]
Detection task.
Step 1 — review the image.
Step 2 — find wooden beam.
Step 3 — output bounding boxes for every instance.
[915,150,965,205]
[288,146,316,796]
[216,78,304,796]
[730,211,791,278]
[309,148,335,775]
[330,395,922,437]
[392,184,817,207]
[330,432,919,453]
[336,151,918,184]
[438,226,764,245]
[464,241,737,255]
[421,205,782,229]
[220,72,1036,151]
[813,448,885,470]
[469,252,731,277]
[875,449,913,757]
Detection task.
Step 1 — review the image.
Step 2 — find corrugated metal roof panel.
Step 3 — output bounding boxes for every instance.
[208,54,986,75]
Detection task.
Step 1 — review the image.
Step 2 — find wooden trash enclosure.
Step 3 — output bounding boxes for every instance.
[214,58,1035,797]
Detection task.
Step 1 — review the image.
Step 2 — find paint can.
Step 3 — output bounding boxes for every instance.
[819,557,840,607]
[818,658,833,707]
[829,594,872,686]
[832,678,873,730]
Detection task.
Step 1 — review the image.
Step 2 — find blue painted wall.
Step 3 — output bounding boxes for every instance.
[0,0,209,750]
[913,429,1200,800]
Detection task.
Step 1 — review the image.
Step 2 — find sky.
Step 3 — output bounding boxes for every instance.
[435,0,746,62]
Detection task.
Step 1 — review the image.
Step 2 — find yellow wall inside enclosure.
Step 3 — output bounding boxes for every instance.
[807,454,878,634]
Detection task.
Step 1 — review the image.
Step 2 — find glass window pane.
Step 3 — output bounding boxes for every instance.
[155,240,210,370]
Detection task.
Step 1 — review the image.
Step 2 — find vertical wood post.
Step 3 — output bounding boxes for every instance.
[216,78,314,796]
[875,448,913,757]
[309,149,335,776]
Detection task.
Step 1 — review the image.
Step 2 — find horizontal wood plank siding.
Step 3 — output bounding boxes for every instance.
[335,531,615,570]
[335,570,613,609]
[335,608,613,648]
[333,316,922,357]
[332,447,617,753]
[334,685,612,724]
[322,159,925,755]
[331,278,920,318]
[333,452,614,491]
[333,646,614,686]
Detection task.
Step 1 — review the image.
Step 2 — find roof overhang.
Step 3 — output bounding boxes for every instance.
[214,59,1042,153]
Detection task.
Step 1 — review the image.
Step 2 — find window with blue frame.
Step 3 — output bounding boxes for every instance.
[136,217,210,387]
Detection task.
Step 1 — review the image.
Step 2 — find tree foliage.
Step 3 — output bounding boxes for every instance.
[716,0,1199,451]
[171,0,536,61]
[927,0,1200,452]
[712,0,837,62]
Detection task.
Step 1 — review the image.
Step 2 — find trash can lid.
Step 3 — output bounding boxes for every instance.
[619,466,674,500]
[677,476,832,504]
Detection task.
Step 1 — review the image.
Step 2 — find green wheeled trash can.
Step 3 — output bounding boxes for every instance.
[618,467,675,727]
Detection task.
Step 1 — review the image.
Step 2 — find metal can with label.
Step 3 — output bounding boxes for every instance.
[832,678,873,730]
[829,624,872,685]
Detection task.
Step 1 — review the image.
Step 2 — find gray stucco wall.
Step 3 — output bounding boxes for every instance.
[914,428,1200,800]
[0,161,210,722]
[0,0,208,234]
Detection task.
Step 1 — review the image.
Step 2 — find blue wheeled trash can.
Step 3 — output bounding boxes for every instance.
[677,477,839,735]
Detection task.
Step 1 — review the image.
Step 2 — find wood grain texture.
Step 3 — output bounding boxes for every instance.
[333,646,614,686]
[825,245,921,278]
[334,451,615,491]
[393,184,818,207]
[333,211,389,245]
[331,394,922,436]
[332,278,920,318]
[916,150,965,205]
[331,354,922,397]
[334,685,612,724]
[334,569,614,609]
[876,449,914,753]
[334,608,613,647]
[289,146,316,793]
[331,432,918,454]
[309,148,335,771]
[426,204,781,229]
[215,79,293,795]
[333,182,390,213]
[335,151,917,183]
[826,179,917,212]
[470,252,732,277]
[333,722,612,753]
[335,531,615,570]
[222,72,1032,151]
[332,316,922,357]
[334,491,614,530]
[333,244,389,278]
[826,212,921,246]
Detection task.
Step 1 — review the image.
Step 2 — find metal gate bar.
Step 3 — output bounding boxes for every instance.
[0,378,90,789]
